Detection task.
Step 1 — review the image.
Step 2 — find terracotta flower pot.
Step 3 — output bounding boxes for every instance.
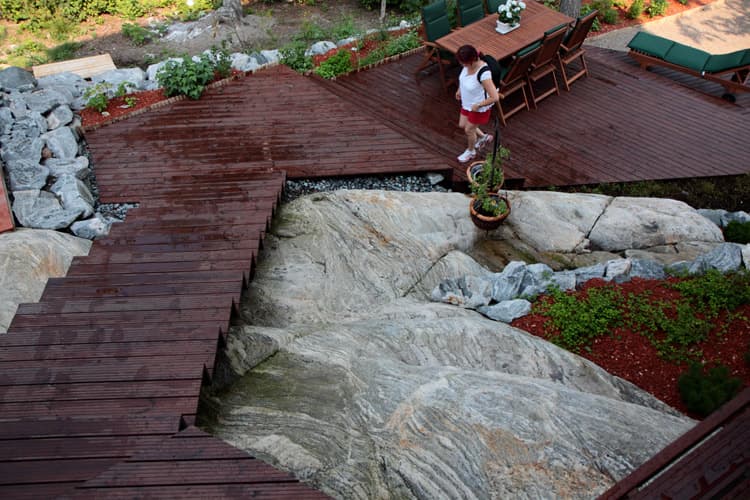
[469,193,510,231]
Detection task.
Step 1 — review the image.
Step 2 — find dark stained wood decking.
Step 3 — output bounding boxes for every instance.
[1,46,747,498]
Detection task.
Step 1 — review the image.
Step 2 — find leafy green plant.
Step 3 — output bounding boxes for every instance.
[580,4,601,31]
[115,81,136,97]
[176,0,218,21]
[678,363,742,417]
[724,220,750,244]
[314,49,353,79]
[83,82,113,112]
[357,46,387,67]
[627,0,644,19]
[122,22,152,46]
[647,0,668,17]
[293,19,328,43]
[156,54,215,99]
[124,96,137,107]
[330,15,358,41]
[115,0,145,19]
[280,41,314,73]
[383,29,421,57]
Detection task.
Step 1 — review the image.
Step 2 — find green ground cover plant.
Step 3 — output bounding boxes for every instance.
[678,363,742,417]
[724,220,750,244]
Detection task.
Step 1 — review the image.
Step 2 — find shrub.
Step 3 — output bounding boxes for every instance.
[383,29,421,57]
[647,0,668,17]
[627,0,644,19]
[176,0,219,21]
[157,54,216,99]
[678,363,742,417]
[580,4,601,31]
[280,42,313,73]
[83,82,113,112]
[115,0,144,19]
[724,220,750,244]
[313,49,353,79]
[122,23,152,46]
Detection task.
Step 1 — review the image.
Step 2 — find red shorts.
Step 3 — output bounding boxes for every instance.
[461,108,491,125]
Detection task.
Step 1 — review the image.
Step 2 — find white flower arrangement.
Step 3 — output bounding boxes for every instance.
[497,0,526,25]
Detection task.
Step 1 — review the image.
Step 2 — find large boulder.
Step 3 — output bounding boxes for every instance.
[0,228,90,332]
[0,66,36,92]
[204,191,696,500]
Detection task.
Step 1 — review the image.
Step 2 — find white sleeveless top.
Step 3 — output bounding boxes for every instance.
[459,63,494,113]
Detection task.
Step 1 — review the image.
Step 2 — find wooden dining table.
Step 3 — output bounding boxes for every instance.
[435,1,573,62]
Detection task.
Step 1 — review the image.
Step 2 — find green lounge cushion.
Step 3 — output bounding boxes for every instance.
[742,49,750,66]
[627,31,674,59]
[664,43,711,72]
[704,49,746,73]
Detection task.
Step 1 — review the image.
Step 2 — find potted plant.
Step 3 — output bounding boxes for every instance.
[496,0,526,33]
[469,171,511,230]
[466,145,510,191]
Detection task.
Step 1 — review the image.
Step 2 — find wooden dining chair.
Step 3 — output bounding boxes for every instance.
[526,23,569,108]
[557,9,598,91]
[415,0,457,90]
[496,41,542,125]
[457,0,486,26]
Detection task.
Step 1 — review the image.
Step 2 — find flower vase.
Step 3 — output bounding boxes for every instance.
[495,20,520,34]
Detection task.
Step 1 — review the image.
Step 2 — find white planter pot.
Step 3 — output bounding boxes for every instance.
[495,20,520,34]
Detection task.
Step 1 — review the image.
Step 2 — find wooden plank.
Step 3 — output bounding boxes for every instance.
[32,53,116,79]
[0,167,14,234]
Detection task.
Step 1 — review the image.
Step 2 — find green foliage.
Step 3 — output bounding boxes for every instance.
[627,0,645,19]
[280,41,314,73]
[0,25,6,42]
[357,46,387,67]
[124,95,137,107]
[157,53,216,99]
[114,81,136,97]
[115,0,144,19]
[678,363,742,417]
[383,29,421,56]
[590,0,617,25]
[46,41,82,62]
[313,49,353,79]
[175,0,218,21]
[122,22,152,46]
[211,42,233,78]
[470,146,509,194]
[647,0,668,17]
[357,0,422,15]
[724,220,750,244]
[293,19,328,43]
[601,7,619,24]
[580,4,601,31]
[83,82,113,112]
[330,15,358,41]
[537,286,624,352]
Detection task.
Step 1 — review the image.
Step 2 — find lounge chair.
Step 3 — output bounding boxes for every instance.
[527,23,570,107]
[557,10,598,91]
[415,0,457,90]
[627,31,750,102]
[497,41,542,125]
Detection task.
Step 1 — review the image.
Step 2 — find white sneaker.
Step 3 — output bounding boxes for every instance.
[457,149,476,163]
[475,133,493,150]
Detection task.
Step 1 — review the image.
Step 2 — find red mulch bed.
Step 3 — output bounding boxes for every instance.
[511,277,750,420]
[584,0,715,35]
[81,88,167,128]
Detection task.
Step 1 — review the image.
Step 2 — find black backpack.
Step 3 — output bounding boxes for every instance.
[476,54,502,96]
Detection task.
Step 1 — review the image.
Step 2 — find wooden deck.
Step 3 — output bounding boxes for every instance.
[1,46,748,498]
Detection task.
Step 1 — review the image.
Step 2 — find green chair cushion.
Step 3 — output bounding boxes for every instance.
[517,40,541,57]
[487,0,509,12]
[423,0,452,42]
[545,23,569,36]
[704,49,746,73]
[742,49,750,66]
[664,43,711,72]
[627,31,674,59]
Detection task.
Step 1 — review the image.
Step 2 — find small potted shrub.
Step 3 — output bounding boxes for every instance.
[466,145,509,191]
[469,164,510,230]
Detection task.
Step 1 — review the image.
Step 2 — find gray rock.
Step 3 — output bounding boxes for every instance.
[413,250,491,301]
[549,269,577,291]
[697,208,726,227]
[91,68,146,93]
[0,228,90,332]
[589,197,724,251]
[604,258,632,283]
[741,244,750,269]
[11,189,82,229]
[229,53,261,72]
[688,242,744,274]
[306,40,337,56]
[37,72,89,98]
[50,174,95,218]
[629,258,666,280]
[249,51,267,65]
[431,275,492,309]
[46,104,74,130]
[520,262,555,298]
[24,88,70,114]
[1,137,44,164]
[5,159,49,191]
[575,262,606,286]
[6,90,29,118]
[0,106,13,135]
[723,210,750,225]
[0,67,37,92]
[478,298,532,322]
[8,111,48,140]
[42,126,79,159]
[44,156,90,179]
[503,190,610,252]
[71,213,112,239]
[337,36,358,47]
[491,272,524,302]
[259,49,281,64]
